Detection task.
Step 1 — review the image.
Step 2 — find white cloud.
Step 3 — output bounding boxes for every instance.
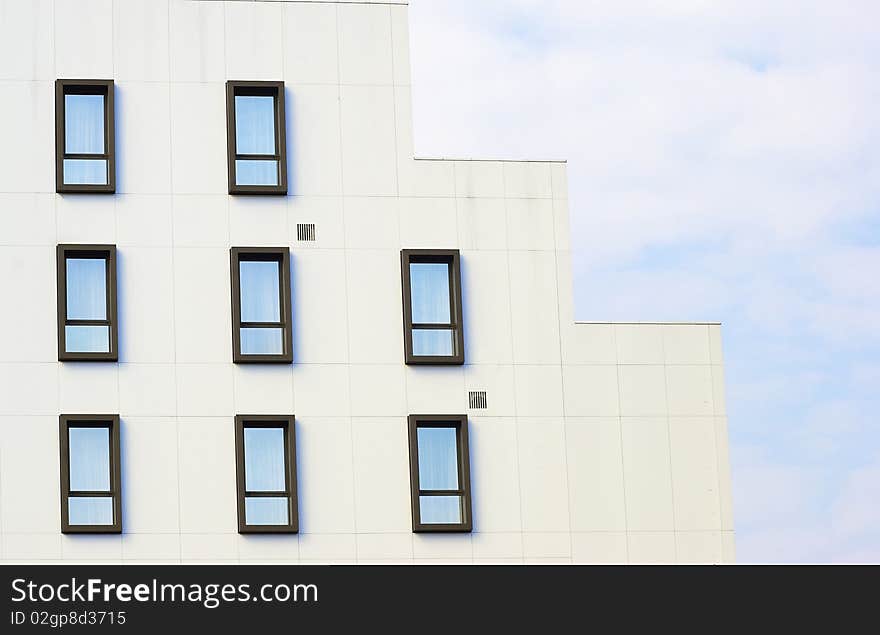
[832,457,880,546]
[409,0,880,561]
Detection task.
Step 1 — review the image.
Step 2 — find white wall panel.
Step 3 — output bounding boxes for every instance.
[113,0,170,83]
[282,2,339,86]
[224,1,283,81]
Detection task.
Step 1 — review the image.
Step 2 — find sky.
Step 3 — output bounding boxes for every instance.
[409,0,880,562]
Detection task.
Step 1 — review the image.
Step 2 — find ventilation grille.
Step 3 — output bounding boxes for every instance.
[468,391,488,410]
[296,223,316,242]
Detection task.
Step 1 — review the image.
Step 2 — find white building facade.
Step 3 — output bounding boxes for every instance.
[0,0,734,563]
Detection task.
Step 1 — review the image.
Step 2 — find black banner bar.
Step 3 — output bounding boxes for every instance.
[0,564,872,630]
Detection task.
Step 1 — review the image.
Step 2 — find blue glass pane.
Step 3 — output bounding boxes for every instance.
[410,262,451,324]
[240,260,280,323]
[65,325,110,353]
[235,95,275,155]
[412,329,454,357]
[419,496,461,524]
[68,497,114,526]
[244,427,286,492]
[68,427,110,491]
[65,94,104,154]
[235,160,279,186]
[240,328,284,356]
[63,159,108,185]
[66,258,106,320]
[417,427,459,490]
[245,497,289,526]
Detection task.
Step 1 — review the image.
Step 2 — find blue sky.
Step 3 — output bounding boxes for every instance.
[409,0,880,562]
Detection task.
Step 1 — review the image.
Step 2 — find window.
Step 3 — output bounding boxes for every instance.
[56,244,118,362]
[230,247,293,363]
[59,414,121,534]
[400,249,465,365]
[407,415,472,533]
[55,79,115,193]
[226,81,287,195]
[234,415,298,534]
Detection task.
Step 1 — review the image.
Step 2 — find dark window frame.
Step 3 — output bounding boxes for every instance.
[400,249,465,365]
[59,414,122,534]
[55,79,116,194]
[229,247,293,364]
[56,244,118,362]
[225,80,288,195]
[234,415,298,534]
[407,414,473,533]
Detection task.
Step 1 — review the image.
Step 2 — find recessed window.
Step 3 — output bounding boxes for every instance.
[56,245,118,362]
[55,79,115,193]
[401,250,465,365]
[230,247,293,364]
[407,415,472,533]
[59,414,121,534]
[226,81,287,195]
[234,415,298,534]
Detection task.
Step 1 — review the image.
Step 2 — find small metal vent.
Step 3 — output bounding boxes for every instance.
[296,223,316,242]
[468,391,488,410]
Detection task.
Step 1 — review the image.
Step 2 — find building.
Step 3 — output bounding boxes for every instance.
[0,0,734,563]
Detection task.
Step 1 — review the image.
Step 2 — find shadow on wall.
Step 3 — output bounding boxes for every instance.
[285,87,298,197]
